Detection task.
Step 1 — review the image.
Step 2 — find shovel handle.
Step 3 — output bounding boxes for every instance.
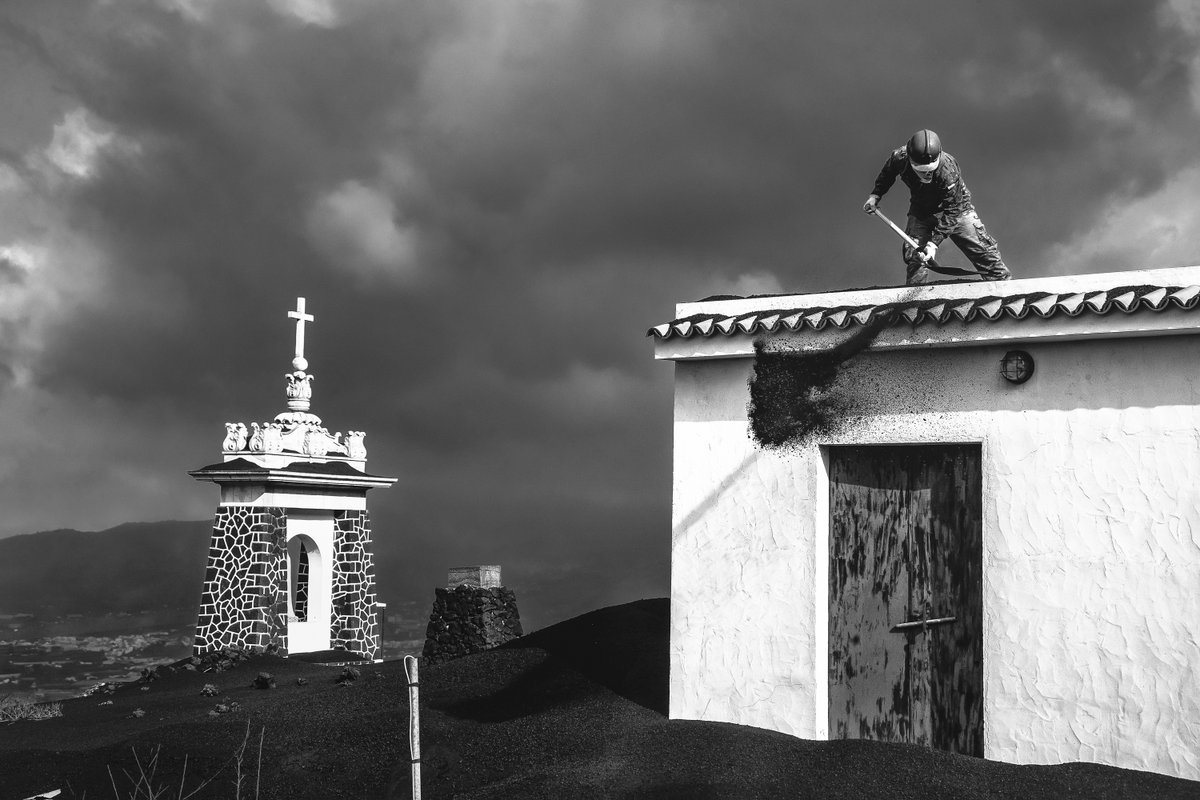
[868,206,981,279]
[869,206,973,275]
[870,207,921,250]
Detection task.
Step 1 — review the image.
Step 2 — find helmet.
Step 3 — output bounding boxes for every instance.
[906,129,942,172]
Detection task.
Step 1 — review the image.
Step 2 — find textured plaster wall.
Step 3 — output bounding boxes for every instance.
[670,335,1200,779]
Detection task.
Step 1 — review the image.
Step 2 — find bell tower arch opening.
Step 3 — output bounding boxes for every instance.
[288,534,321,623]
[285,516,334,653]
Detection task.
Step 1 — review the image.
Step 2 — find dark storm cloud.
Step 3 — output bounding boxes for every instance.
[929,1,1200,253]
[1009,0,1193,94]
[0,254,27,286]
[4,0,1200,621]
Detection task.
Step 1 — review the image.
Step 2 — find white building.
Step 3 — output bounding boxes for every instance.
[651,266,1200,779]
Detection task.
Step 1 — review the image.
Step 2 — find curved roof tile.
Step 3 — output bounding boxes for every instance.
[1172,286,1200,305]
[648,284,1200,340]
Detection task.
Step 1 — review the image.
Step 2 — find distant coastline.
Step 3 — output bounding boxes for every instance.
[1,606,426,702]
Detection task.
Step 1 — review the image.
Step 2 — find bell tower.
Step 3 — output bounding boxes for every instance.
[190,297,396,658]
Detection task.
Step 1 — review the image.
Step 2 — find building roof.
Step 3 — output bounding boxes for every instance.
[650,265,1200,360]
[190,457,396,490]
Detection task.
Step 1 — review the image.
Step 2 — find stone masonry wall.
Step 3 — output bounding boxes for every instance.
[194,506,289,656]
[422,585,523,664]
[330,510,380,659]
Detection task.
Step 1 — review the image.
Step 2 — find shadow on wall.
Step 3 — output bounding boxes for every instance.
[671,450,762,541]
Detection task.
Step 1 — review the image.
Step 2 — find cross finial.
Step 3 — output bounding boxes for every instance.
[288,297,314,371]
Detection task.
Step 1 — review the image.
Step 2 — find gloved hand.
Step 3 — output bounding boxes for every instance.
[862,194,879,214]
[917,241,937,262]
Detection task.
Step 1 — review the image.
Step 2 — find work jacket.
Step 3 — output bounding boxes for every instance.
[871,147,975,245]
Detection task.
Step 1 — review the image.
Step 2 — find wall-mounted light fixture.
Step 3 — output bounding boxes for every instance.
[1000,350,1035,384]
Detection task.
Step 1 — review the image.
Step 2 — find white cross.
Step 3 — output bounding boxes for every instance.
[288,297,314,368]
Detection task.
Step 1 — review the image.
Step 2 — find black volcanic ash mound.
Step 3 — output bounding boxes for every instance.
[0,598,1196,800]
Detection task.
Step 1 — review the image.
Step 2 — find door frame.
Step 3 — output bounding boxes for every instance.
[815,439,989,748]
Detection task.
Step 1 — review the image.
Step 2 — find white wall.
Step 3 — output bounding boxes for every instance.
[670,334,1200,779]
[286,512,335,654]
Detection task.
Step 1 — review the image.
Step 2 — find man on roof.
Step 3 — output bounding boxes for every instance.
[863,129,1011,285]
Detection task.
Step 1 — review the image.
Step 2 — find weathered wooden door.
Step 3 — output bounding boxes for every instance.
[828,444,983,756]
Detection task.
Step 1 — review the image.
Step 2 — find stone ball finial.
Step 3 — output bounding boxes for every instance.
[292,356,308,371]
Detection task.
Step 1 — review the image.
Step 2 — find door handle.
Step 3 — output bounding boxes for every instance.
[890,616,957,633]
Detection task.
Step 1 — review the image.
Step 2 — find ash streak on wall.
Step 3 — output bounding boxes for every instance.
[747,285,929,449]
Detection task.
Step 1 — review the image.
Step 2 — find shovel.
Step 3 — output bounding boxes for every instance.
[868,207,978,278]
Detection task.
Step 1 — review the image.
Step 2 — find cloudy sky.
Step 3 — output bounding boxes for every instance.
[2,0,1200,628]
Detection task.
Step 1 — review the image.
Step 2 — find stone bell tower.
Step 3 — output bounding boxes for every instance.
[189,297,396,659]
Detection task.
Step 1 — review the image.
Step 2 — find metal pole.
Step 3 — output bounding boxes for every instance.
[404,655,421,800]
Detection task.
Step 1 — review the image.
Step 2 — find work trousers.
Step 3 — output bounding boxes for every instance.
[904,211,1010,284]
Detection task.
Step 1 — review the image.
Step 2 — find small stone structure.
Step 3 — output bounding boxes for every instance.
[422,566,523,664]
[447,564,501,589]
[190,298,396,660]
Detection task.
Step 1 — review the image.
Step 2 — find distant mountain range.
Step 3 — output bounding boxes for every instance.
[0,519,452,623]
[0,519,638,637]
[0,521,212,615]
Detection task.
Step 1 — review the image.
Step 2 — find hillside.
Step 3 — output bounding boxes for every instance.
[0,519,617,637]
[0,521,213,614]
[1,599,1196,799]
